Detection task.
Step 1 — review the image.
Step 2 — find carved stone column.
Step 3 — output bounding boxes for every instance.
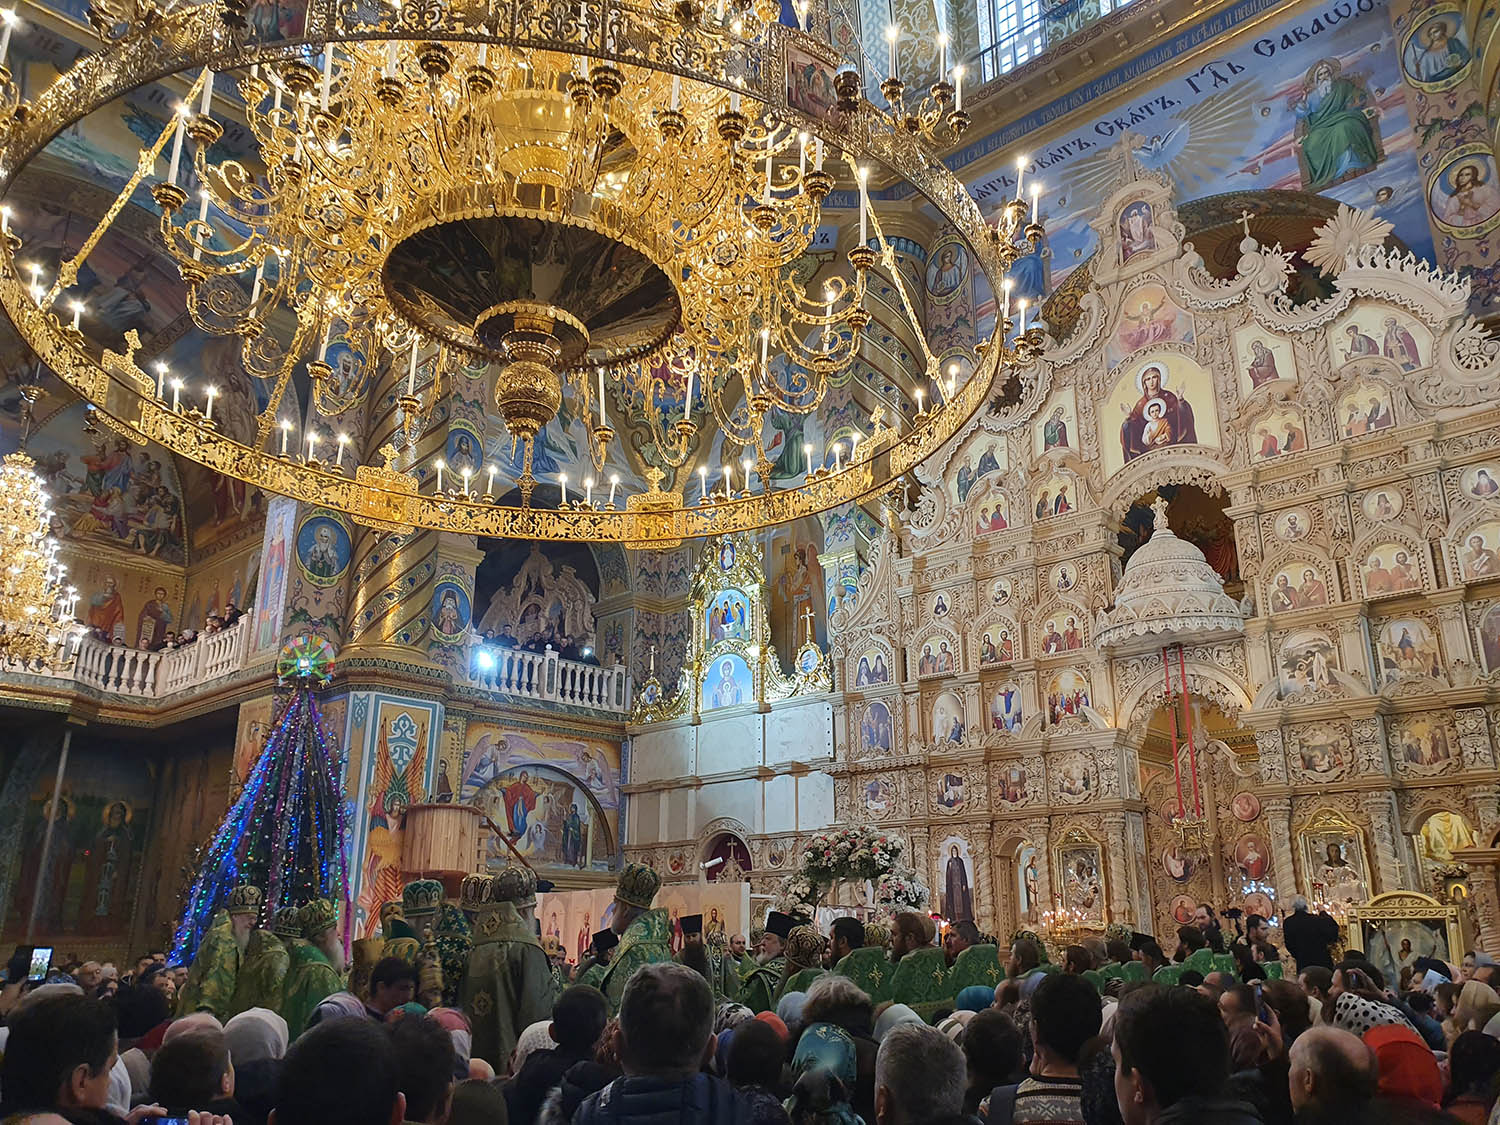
[1360,791,1412,894]
[1351,717,1390,779]
[1433,594,1474,676]
[1244,619,1274,699]
[1254,728,1288,787]
[1338,621,1372,694]
[1451,848,1500,954]
[1466,783,1500,847]
[1262,796,1298,904]
[1458,708,1498,771]
[1101,812,1130,923]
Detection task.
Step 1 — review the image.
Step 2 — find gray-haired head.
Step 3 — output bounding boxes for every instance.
[875,1022,966,1123]
[1292,895,1309,912]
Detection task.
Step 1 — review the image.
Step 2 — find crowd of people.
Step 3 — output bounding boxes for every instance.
[84,602,245,653]
[4,873,1500,1125]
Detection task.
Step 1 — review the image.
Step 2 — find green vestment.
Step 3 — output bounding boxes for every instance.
[577,959,608,991]
[230,927,291,1016]
[833,947,893,1004]
[461,904,557,1069]
[739,955,786,1014]
[177,911,241,1019]
[890,947,949,1021]
[280,943,344,1038]
[599,908,674,1016]
[714,952,741,1002]
[946,944,1003,995]
[1297,76,1379,191]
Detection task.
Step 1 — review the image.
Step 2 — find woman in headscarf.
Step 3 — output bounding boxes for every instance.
[873,1003,923,1042]
[725,1018,793,1124]
[785,1022,863,1125]
[305,990,367,1029]
[427,1007,473,1076]
[777,991,808,1031]
[223,1008,289,1125]
[1449,980,1500,1044]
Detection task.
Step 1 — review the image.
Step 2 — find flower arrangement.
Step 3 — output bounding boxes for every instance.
[772,826,927,913]
[800,826,906,884]
[874,867,929,911]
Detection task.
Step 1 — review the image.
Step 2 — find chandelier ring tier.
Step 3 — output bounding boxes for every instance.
[0,0,1047,544]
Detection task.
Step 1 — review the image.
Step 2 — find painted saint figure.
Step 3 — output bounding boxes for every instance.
[1293,59,1380,192]
[1411,19,1470,81]
[1247,339,1281,387]
[943,845,974,921]
[1120,365,1197,462]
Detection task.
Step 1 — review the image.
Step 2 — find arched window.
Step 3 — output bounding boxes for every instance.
[703,832,752,881]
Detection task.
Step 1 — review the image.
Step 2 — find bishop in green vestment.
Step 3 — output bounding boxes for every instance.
[461,867,556,1070]
[598,862,674,1015]
[739,910,794,1014]
[178,885,264,1019]
[230,926,291,1016]
[280,898,346,1037]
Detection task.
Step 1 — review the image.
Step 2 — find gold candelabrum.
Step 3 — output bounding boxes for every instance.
[0,391,81,667]
[0,0,1046,543]
[1040,905,1097,952]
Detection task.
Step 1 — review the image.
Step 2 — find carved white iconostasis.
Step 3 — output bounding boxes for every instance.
[623,534,837,898]
[824,143,1500,942]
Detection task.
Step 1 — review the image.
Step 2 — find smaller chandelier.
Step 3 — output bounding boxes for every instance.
[0,451,80,667]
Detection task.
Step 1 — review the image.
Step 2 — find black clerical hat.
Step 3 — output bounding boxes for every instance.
[765,911,794,940]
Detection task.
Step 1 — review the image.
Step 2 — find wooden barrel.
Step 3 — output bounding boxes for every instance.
[402,803,482,890]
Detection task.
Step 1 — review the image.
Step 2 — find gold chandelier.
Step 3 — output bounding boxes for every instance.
[0,0,1046,543]
[0,439,79,667]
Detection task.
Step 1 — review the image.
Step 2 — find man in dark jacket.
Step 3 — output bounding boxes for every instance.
[504,985,608,1122]
[1112,985,1263,1125]
[574,962,752,1124]
[1281,897,1340,972]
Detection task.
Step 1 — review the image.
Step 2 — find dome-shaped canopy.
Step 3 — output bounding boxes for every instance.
[1096,498,1245,652]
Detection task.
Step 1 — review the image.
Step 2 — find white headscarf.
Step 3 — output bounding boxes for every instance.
[512,1020,555,1072]
[224,1008,290,1064]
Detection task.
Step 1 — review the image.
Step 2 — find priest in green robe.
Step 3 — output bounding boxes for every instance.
[597,862,674,1015]
[780,924,827,997]
[707,929,739,1001]
[434,902,473,1007]
[178,884,263,1019]
[230,924,291,1016]
[738,911,793,1014]
[461,867,556,1070]
[280,898,346,1037]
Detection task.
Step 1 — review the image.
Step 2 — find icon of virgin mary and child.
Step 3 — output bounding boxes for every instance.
[1120,363,1198,463]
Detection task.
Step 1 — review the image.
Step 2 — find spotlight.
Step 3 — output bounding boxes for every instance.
[476,649,496,670]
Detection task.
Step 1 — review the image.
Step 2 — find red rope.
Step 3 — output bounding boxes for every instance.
[1163,646,1183,817]
[1179,644,1201,817]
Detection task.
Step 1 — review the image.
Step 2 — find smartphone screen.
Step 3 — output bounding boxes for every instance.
[27,946,53,980]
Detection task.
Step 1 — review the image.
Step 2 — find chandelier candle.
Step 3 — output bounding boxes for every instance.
[204,384,217,422]
[0,0,1046,543]
[0,11,15,72]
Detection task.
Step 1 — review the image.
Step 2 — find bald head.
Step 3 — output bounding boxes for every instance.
[1288,1026,1377,1113]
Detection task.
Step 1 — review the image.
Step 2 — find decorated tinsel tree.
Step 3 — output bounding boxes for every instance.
[171,637,352,963]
